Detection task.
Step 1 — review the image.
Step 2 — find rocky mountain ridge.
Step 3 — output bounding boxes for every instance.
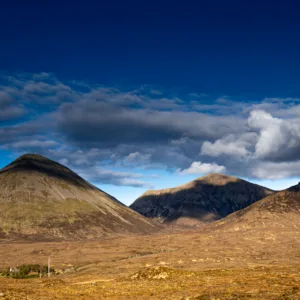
[130,173,274,225]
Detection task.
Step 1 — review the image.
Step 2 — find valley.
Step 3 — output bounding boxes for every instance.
[0,155,300,299]
[0,226,299,299]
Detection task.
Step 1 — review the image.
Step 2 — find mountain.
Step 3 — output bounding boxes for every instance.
[0,154,158,241]
[212,182,300,231]
[130,173,274,226]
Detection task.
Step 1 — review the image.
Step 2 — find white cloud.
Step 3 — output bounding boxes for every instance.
[124,152,151,163]
[177,161,226,175]
[251,161,300,180]
[78,166,152,188]
[113,152,153,168]
[248,110,300,160]
[119,178,153,189]
[201,133,256,158]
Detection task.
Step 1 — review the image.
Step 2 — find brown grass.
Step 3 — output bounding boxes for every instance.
[0,265,299,299]
[0,227,299,299]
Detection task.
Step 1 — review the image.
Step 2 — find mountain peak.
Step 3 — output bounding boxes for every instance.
[0,154,158,240]
[12,153,65,168]
[194,173,240,185]
[0,153,85,190]
[130,174,274,225]
[4,153,63,168]
[200,173,232,179]
[16,153,52,161]
[287,182,300,192]
[3,153,69,171]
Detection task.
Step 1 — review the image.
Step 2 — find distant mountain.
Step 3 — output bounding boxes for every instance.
[130,173,274,226]
[212,182,300,231]
[0,154,158,241]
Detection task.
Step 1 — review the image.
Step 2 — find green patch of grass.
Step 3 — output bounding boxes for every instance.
[0,264,56,279]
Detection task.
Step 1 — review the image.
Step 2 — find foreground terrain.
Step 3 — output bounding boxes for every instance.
[0,227,299,299]
[1,265,299,299]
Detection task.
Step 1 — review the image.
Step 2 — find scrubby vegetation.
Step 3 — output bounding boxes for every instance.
[0,265,300,299]
[0,264,55,279]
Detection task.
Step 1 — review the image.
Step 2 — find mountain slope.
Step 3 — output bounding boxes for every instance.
[0,154,158,241]
[212,182,300,232]
[130,173,274,225]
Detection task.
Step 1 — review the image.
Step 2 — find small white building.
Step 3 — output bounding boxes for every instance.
[9,267,19,273]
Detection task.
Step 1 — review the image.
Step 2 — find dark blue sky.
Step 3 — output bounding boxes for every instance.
[1,0,299,98]
[1,0,300,204]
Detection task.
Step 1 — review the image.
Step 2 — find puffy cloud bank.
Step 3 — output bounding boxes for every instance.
[1,72,300,186]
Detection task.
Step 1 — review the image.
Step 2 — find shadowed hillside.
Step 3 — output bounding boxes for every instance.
[130,173,274,226]
[0,154,159,241]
